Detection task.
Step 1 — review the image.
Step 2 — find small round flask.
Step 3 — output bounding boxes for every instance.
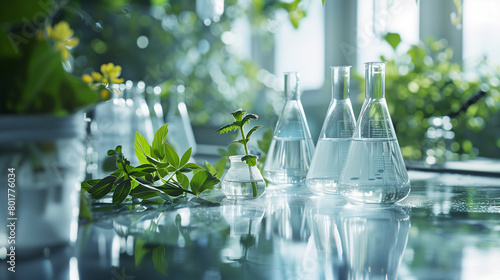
[338,62,410,204]
[306,66,356,194]
[221,155,266,200]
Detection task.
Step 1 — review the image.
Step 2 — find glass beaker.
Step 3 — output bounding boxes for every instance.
[338,62,410,204]
[306,66,356,194]
[263,72,315,185]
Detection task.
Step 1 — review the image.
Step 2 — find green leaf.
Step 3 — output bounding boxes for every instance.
[107,148,120,158]
[384,32,402,50]
[246,125,262,141]
[181,162,203,170]
[231,109,246,121]
[229,139,246,146]
[189,170,207,195]
[242,155,258,166]
[81,179,100,191]
[134,177,155,188]
[180,147,192,166]
[78,189,93,220]
[87,176,116,199]
[128,164,157,177]
[214,157,227,180]
[164,143,180,168]
[116,160,128,172]
[176,173,189,190]
[135,132,152,165]
[152,247,168,275]
[152,124,169,159]
[290,9,306,29]
[156,191,173,203]
[204,161,217,176]
[130,186,159,199]
[134,238,150,266]
[241,113,259,125]
[113,179,132,204]
[190,170,220,196]
[145,154,164,166]
[216,122,240,134]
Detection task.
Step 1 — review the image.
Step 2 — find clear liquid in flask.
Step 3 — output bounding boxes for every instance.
[264,136,314,184]
[338,138,410,203]
[306,138,352,194]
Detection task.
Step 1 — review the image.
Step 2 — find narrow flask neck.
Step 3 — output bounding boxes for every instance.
[284,72,301,101]
[365,62,386,99]
[331,66,351,100]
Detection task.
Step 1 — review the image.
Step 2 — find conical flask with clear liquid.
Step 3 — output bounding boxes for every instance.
[338,62,410,203]
[306,66,356,194]
[263,72,315,185]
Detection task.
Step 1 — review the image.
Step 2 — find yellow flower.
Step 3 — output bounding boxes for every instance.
[46,21,79,60]
[100,63,124,84]
[83,63,124,101]
[100,89,110,100]
[82,74,93,84]
[91,72,103,83]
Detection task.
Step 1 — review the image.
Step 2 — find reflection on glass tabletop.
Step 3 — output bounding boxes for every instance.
[2,171,500,280]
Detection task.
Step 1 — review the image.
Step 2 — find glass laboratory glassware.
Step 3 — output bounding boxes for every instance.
[93,85,132,178]
[306,66,356,194]
[128,81,154,150]
[165,87,197,156]
[338,205,410,280]
[221,155,266,200]
[145,85,165,132]
[263,72,315,185]
[338,62,410,204]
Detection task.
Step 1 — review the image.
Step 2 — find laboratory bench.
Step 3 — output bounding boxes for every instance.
[2,167,500,280]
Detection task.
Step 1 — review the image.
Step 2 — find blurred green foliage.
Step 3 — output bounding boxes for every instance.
[368,33,500,159]
[0,0,99,115]
[57,0,306,125]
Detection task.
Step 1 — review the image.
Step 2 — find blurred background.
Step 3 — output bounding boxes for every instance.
[5,0,500,162]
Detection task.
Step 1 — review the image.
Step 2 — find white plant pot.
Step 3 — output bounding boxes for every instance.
[0,114,86,257]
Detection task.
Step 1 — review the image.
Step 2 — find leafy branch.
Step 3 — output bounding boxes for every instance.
[216,109,263,197]
[82,124,219,204]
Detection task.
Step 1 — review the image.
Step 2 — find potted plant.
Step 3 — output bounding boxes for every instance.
[0,4,119,256]
[216,109,266,199]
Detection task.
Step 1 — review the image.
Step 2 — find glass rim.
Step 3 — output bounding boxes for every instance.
[330,65,352,69]
[229,155,259,161]
[364,61,387,65]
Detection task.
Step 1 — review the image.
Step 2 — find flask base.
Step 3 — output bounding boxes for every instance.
[305,178,340,194]
[338,183,410,204]
[264,170,307,185]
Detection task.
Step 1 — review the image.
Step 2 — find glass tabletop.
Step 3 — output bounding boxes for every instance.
[2,171,500,280]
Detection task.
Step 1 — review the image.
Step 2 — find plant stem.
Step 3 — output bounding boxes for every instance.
[239,124,257,197]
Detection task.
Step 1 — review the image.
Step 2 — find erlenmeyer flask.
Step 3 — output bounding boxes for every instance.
[128,81,154,146]
[338,62,410,204]
[306,66,356,194]
[165,87,197,156]
[145,85,165,132]
[263,72,315,185]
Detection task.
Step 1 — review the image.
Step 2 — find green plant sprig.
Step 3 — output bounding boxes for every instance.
[82,124,220,204]
[216,109,263,197]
